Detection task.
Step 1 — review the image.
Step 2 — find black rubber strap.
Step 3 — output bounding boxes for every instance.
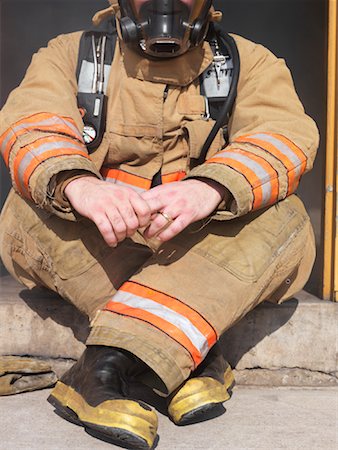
[197,24,240,164]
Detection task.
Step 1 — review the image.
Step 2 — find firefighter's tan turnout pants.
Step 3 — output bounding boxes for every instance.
[0,189,315,393]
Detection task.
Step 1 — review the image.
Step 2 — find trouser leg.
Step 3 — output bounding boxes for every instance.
[88,195,315,393]
[0,189,153,318]
[0,191,315,394]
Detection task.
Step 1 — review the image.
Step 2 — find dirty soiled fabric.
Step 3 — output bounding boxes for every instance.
[0,32,318,220]
[0,28,318,394]
[0,192,315,393]
[0,356,57,396]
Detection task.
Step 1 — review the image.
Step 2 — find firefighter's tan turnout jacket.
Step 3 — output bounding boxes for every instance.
[0,32,318,220]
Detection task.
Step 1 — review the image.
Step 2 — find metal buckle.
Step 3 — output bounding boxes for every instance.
[202,96,210,120]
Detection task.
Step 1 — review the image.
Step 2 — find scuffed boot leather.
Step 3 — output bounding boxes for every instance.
[167,343,235,425]
[48,345,158,449]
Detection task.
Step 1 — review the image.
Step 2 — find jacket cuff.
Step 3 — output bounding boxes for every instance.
[46,169,100,220]
[30,155,101,219]
[186,163,253,220]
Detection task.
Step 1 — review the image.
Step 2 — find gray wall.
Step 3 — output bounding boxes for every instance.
[0,0,328,297]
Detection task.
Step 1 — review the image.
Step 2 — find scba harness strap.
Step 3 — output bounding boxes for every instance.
[76,20,239,162]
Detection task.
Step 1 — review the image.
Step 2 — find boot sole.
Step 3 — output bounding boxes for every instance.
[168,366,236,426]
[47,381,157,450]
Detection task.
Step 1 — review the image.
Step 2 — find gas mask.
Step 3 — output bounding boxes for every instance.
[118,0,212,57]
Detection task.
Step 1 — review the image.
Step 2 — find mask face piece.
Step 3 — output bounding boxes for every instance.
[118,0,212,57]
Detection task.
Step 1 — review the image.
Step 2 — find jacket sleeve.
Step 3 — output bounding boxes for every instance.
[0,32,101,215]
[186,35,319,220]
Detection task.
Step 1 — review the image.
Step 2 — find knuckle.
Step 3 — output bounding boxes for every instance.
[177,215,189,227]
[171,223,183,235]
[124,207,138,222]
[127,217,139,230]
[95,220,111,235]
[113,221,127,234]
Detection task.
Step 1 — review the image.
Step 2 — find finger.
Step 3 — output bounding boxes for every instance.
[93,214,118,247]
[105,209,128,243]
[143,211,175,239]
[129,195,152,228]
[117,203,140,237]
[156,215,191,242]
[141,191,166,215]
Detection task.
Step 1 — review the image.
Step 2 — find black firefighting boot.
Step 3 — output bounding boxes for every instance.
[47,345,158,449]
[167,343,235,425]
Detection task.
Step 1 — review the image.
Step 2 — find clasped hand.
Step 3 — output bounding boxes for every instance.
[65,177,226,247]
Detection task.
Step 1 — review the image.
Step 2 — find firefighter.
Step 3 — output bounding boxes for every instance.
[0,0,318,448]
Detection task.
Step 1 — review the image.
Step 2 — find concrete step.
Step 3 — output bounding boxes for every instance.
[1,275,337,386]
[1,387,337,449]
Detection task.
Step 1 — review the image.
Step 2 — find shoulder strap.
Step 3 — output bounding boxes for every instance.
[76,20,117,152]
[197,25,240,163]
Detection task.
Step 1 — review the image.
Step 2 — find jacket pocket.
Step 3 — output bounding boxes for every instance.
[40,216,112,280]
[105,124,161,165]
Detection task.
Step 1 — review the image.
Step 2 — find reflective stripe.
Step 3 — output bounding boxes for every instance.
[235,133,307,195]
[102,169,187,192]
[101,168,151,192]
[105,300,204,365]
[0,129,16,166]
[207,148,279,210]
[247,133,305,168]
[0,113,83,166]
[104,281,218,367]
[13,136,89,196]
[162,172,186,184]
[115,292,208,355]
[120,282,217,347]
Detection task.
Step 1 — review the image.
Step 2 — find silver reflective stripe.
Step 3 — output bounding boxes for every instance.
[293,165,303,178]
[260,184,273,206]
[248,133,303,168]
[78,60,111,94]
[10,116,82,142]
[103,177,147,194]
[1,129,15,155]
[217,151,271,184]
[17,140,84,183]
[216,150,273,205]
[113,291,209,357]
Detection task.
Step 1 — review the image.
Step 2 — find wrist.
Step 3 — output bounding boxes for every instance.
[64,175,99,199]
[185,178,230,205]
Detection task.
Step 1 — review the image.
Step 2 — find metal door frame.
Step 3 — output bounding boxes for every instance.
[323,0,337,301]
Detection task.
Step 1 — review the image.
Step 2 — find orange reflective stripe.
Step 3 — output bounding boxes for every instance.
[101,168,152,190]
[120,281,217,347]
[162,171,186,184]
[235,133,307,196]
[13,136,89,196]
[0,113,83,166]
[104,300,203,366]
[272,133,307,161]
[207,147,279,209]
[0,130,16,166]
[209,157,264,209]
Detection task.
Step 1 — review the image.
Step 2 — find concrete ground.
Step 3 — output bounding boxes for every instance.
[1,386,337,450]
